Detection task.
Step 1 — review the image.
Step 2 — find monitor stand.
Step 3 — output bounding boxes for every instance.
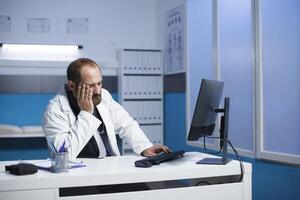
[196,97,231,165]
[196,157,231,165]
[196,137,231,165]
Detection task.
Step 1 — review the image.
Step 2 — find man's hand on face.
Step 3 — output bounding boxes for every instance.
[77,83,94,113]
[141,144,171,157]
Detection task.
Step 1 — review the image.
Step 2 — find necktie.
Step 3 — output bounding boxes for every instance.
[93,109,115,156]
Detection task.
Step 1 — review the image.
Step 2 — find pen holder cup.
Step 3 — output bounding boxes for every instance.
[51,152,69,173]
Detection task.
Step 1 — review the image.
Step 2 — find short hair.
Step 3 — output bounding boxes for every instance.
[67,58,100,84]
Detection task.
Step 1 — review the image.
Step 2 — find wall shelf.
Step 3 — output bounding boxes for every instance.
[0,59,118,76]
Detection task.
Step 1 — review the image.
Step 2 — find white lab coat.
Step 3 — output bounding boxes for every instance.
[42,88,152,160]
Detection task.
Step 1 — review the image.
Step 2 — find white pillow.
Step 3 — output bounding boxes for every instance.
[0,124,23,135]
[22,126,44,136]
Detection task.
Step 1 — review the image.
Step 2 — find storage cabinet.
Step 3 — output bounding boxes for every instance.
[117,49,163,153]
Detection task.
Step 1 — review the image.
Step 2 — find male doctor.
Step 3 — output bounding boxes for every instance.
[42,58,170,160]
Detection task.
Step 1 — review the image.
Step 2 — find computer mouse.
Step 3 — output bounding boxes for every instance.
[134,160,153,168]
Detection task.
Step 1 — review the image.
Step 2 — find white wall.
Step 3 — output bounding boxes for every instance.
[156,0,186,54]
[0,0,158,69]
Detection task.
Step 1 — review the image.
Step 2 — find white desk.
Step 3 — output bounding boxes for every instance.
[0,152,252,200]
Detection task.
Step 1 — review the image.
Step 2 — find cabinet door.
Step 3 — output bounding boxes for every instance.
[1,189,55,200]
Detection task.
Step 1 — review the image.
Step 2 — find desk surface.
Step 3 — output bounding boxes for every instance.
[0,152,251,192]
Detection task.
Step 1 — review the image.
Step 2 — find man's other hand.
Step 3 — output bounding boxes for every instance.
[141,144,171,157]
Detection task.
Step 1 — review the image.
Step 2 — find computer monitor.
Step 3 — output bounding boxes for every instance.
[188,79,230,165]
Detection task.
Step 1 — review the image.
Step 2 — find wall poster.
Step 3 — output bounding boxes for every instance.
[165,5,185,74]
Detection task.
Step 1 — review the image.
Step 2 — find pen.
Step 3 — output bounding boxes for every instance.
[67,161,86,169]
[51,142,58,153]
[59,140,66,153]
[69,164,86,169]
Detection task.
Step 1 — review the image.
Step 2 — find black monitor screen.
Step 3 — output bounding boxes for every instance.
[188,79,224,141]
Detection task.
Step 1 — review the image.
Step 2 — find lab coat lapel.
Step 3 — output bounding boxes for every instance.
[97,103,120,156]
[58,89,76,125]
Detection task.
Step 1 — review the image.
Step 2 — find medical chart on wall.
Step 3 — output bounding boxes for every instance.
[0,16,11,32]
[165,5,185,74]
[27,18,50,33]
[67,18,89,34]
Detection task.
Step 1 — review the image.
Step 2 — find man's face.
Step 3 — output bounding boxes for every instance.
[73,64,103,106]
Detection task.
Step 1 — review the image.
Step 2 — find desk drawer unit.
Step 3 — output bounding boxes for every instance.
[58,182,244,200]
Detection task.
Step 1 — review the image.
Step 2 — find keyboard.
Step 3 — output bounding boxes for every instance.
[134,150,185,168]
